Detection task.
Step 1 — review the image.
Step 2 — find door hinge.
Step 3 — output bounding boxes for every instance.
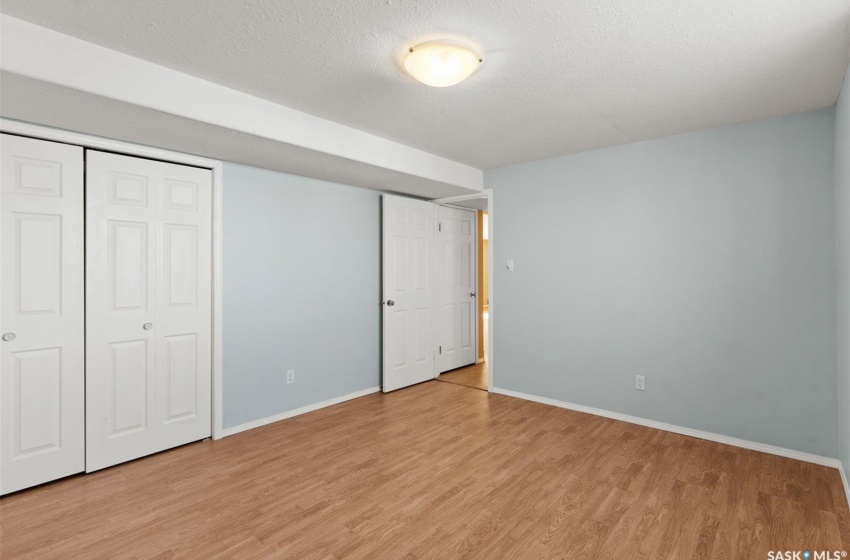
[438,222,442,232]
[439,346,442,354]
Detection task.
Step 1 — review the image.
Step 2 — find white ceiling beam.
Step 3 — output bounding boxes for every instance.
[0,15,483,193]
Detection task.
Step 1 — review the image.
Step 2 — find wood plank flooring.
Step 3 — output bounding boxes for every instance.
[1,380,847,559]
[438,361,488,391]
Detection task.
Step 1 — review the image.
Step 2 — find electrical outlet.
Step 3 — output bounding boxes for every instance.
[635,375,645,391]
[286,370,295,384]
[506,259,515,272]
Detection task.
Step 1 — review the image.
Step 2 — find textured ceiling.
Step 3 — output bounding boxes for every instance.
[2,0,849,169]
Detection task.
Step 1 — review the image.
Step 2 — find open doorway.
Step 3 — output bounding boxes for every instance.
[380,191,493,395]
[431,192,493,392]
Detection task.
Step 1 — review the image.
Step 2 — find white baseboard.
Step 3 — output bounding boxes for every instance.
[492,387,840,469]
[221,386,381,438]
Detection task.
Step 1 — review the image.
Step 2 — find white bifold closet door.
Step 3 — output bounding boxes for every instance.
[436,206,476,373]
[85,150,212,472]
[0,134,85,495]
[382,195,436,392]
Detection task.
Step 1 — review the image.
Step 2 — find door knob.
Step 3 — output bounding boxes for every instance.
[470,292,476,298]
[386,300,395,306]
[143,323,153,330]
[2,332,15,342]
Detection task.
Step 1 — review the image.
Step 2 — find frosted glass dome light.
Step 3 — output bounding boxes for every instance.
[403,41,482,87]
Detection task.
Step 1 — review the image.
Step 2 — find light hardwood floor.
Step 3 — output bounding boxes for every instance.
[438,361,488,391]
[1,380,847,559]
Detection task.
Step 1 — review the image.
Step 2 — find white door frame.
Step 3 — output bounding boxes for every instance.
[432,189,494,392]
[0,118,227,440]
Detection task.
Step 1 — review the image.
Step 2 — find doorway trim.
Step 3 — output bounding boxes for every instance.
[431,189,494,392]
[0,118,226,440]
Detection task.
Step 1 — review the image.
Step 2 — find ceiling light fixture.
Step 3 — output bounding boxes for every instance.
[403,41,482,87]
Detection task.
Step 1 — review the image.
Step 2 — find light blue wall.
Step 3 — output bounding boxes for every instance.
[222,163,381,429]
[486,109,838,458]
[837,63,850,478]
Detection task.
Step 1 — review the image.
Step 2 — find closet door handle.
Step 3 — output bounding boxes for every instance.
[2,332,15,342]
[143,323,153,330]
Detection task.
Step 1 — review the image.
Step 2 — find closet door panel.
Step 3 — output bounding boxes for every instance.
[0,134,85,495]
[156,163,211,439]
[86,151,211,472]
[86,152,158,471]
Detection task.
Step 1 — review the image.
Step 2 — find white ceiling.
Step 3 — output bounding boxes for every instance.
[0,16,483,198]
[2,0,849,170]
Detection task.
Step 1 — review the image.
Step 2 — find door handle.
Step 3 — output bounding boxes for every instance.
[470,292,476,298]
[2,332,15,342]
[143,323,153,330]
[386,300,395,307]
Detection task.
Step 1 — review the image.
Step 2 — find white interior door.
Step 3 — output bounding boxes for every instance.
[436,206,476,373]
[86,150,212,472]
[0,134,85,494]
[382,195,436,392]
